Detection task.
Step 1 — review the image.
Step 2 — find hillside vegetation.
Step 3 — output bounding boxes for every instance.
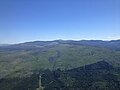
[0,40,120,90]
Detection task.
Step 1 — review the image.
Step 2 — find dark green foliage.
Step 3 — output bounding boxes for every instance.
[0,74,39,90]
[0,61,120,90]
[42,61,120,90]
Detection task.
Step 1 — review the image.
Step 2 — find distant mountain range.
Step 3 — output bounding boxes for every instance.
[0,39,120,51]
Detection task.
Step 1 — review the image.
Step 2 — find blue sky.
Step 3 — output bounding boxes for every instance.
[0,0,120,44]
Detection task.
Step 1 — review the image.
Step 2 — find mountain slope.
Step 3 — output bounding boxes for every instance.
[0,61,120,90]
[0,40,120,90]
[0,41,120,78]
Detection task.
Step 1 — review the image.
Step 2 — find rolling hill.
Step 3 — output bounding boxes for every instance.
[0,40,120,90]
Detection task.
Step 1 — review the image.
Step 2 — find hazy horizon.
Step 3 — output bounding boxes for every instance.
[0,0,120,44]
[0,39,120,45]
